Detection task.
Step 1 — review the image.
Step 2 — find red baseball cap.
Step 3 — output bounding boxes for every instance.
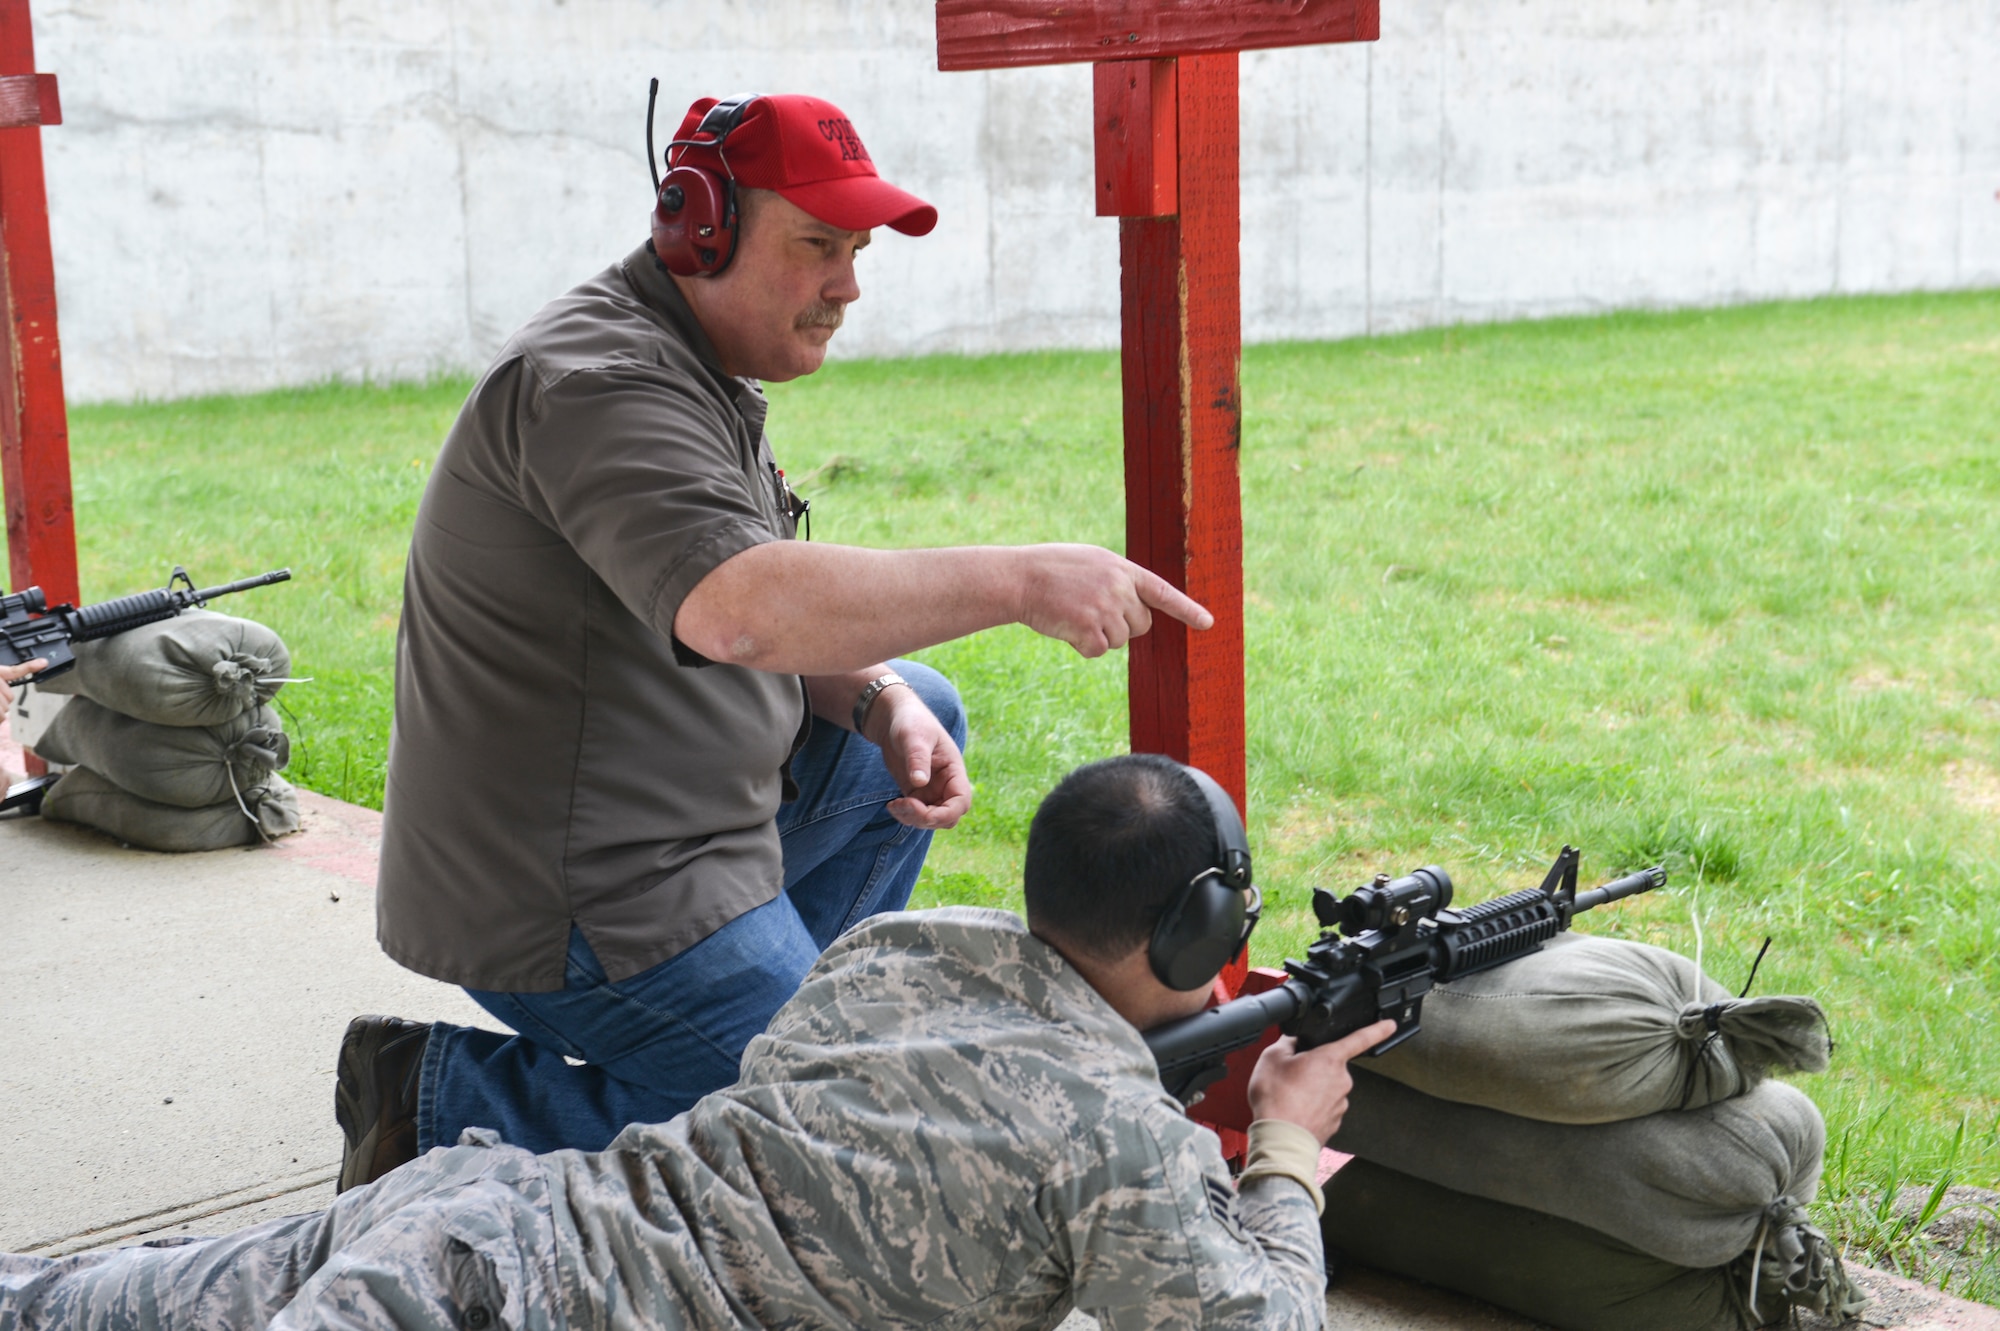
[669,94,937,237]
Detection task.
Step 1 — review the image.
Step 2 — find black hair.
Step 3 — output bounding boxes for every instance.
[1023,753,1218,962]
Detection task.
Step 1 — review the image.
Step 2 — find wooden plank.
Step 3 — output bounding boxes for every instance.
[939,0,1376,71]
[1173,51,1245,823]
[1120,211,1186,760]
[0,73,57,129]
[1093,59,1175,218]
[0,0,78,609]
[1120,53,1246,986]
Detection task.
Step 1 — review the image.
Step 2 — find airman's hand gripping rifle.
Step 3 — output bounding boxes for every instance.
[0,565,292,686]
[1143,847,1667,1105]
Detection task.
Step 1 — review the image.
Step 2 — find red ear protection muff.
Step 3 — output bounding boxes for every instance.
[1148,764,1261,992]
[648,89,763,278]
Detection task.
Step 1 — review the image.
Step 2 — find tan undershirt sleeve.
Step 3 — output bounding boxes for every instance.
[1237,1119,1326,1216]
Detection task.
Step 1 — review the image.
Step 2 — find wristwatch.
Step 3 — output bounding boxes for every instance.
[851,672,908,735]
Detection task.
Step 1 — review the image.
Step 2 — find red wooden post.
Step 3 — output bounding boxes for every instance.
[1107,53,1244,810]
[937,3,1376,993]
[0,0,75,609]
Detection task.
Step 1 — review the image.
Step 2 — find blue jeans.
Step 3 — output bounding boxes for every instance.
[416,661,964,1156]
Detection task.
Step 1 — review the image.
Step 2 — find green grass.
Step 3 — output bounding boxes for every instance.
[69,380,468,804]
[66,289,2000,1298]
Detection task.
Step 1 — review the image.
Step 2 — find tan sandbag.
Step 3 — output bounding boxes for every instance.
[41,766,301,851]
[33,609,290,727]
[1328,1068,1826,1270]
[1367,932,1831,1122]
[1322,1157,1868,1331]
[33,697,288,809]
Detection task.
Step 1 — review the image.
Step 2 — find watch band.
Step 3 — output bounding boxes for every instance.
[851,672,908,735]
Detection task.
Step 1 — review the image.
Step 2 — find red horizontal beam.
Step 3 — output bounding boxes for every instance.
[937,0,1377,71]
[0,73,57,128]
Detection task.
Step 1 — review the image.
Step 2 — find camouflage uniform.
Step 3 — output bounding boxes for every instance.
[3,909,1324,1330]
[0,1135,559,1331]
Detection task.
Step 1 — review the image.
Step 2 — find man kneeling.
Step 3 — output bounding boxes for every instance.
[1,754,1393,1331]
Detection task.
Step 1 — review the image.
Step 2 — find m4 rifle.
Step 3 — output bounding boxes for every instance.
[1144,847,1667,1105]
[0,564,291,686]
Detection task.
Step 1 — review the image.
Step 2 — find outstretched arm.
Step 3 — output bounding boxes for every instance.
[674,540,1212,677]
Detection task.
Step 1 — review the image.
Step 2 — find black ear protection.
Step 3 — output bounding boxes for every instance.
[1148,764,1261,992]
[647,83,764,278]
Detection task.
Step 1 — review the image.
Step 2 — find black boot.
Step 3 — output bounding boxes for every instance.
[334,1015,429,1193]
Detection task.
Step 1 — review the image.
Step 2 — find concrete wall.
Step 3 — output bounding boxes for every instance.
[34,0,2000,403]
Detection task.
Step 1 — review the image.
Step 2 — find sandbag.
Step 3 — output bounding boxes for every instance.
[33,609,291,727]
[1328,1067,1825,1269]
[42,766,301,851]
[1321,1157,1868,1331]
[1367,932,1831,1122]
[33,697,289,809]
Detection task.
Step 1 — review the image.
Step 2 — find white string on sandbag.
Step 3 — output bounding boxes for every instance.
[1746,1206,1771,1322]
[223,757,269,843]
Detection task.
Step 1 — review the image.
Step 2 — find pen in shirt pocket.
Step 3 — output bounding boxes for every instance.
[770,462,811,540]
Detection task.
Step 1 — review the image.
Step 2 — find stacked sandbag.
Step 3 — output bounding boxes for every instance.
[32,609,290,725]
[32,610,300,850]
[1363,932,1835,1121]
[1324,1158,1854,1331]
[1320,933,1864,1331]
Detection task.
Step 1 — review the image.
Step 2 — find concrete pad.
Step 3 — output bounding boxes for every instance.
[0,780,490,1255]
[1800,1267,2000,1331]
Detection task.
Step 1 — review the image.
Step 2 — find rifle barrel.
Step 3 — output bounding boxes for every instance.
[191,568,291,602]
[1571,865,1667,914]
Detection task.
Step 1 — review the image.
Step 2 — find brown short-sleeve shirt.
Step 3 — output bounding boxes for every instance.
[376,245,807,993]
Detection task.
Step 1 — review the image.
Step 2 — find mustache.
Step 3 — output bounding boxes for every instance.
[795,301,845,331]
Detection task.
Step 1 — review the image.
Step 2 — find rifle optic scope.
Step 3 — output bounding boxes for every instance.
[1314,865,1454,937]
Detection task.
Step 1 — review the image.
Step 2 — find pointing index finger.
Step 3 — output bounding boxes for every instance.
[1134,570,1214,631]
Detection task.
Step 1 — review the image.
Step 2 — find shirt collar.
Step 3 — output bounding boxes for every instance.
[618,241,737,383]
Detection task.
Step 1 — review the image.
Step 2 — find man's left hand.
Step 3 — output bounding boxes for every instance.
[867,689,971,829]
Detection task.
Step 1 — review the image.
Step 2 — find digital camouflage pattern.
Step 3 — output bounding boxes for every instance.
[543,908,1325,1330]
[1,1133,560,1331]
[2,909,1324,1330]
